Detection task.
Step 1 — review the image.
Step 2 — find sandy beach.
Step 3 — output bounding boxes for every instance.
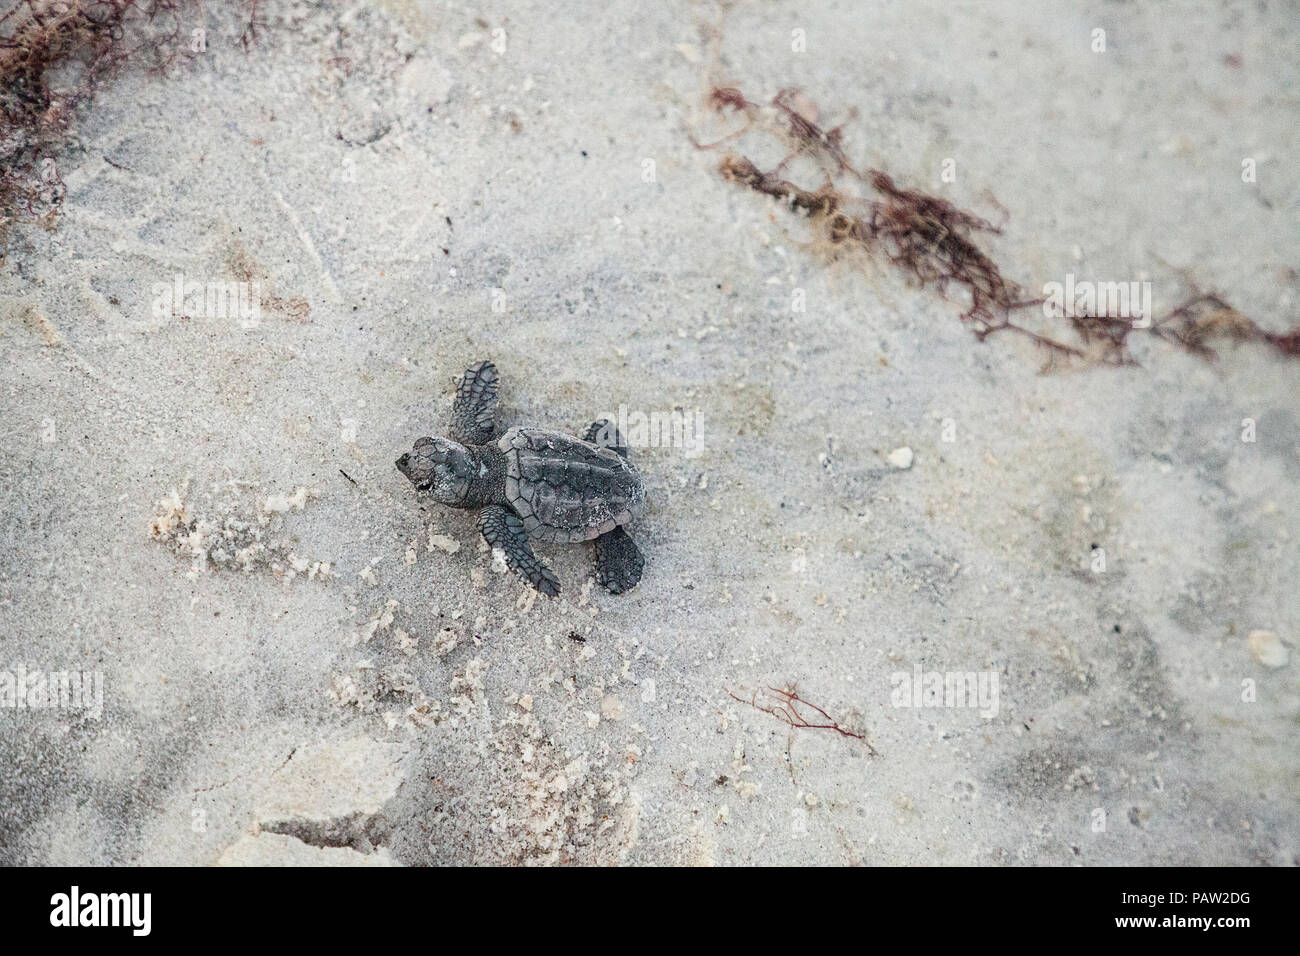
[0,0,1296,865]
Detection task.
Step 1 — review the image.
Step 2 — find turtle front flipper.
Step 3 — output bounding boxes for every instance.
[593,526,644,594]
[478,504,560,596]
[584,419,629,458]
[451,360,500,444]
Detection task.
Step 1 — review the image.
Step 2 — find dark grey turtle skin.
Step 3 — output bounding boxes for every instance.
[395,361,646,597]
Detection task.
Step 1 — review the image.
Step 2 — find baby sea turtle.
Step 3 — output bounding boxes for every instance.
[396,361,646,597]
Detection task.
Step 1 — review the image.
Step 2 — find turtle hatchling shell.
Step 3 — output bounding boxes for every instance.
[498,427,645,543]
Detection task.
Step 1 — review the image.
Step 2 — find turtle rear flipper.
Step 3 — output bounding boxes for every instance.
[584,419,629,458]
[593,526,644,594]
[478,504,560,596]
[452,360,500,444]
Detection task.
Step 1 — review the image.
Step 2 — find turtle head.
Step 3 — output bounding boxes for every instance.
[396,436,475,506]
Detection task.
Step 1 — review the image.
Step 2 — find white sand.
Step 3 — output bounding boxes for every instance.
[0,0,1295,865]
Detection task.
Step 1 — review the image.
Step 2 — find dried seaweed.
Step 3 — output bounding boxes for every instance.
[703,84,1299,370]
[728,683,876,753]
[0,0,199,261]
